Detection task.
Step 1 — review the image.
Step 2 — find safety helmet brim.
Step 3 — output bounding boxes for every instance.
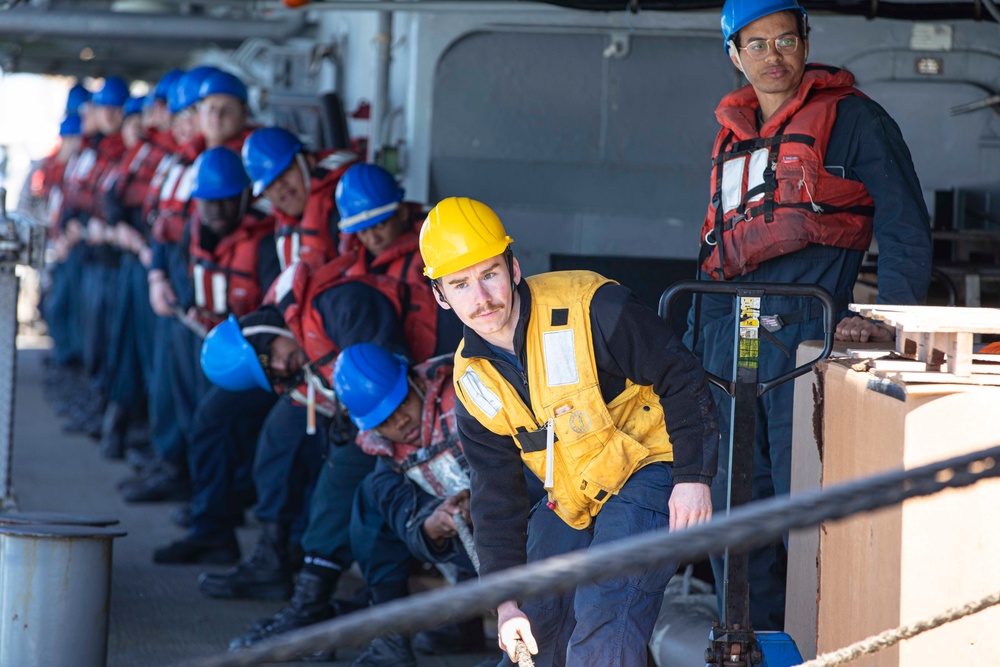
[349,361,410,431]
[200,316,273,392]
[251,151,296,197]
[423,237,512,280]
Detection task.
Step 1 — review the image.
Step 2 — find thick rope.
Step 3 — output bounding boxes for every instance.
[454,511,534,667]
[800,590,1000,667]
[174,444,1000,667]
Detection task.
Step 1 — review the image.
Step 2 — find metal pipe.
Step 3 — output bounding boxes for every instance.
[279,1,563,12]
[369,9,392,163]
[0,7,307,42]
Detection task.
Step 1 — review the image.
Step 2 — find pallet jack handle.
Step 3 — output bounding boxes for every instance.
[659,280,837,398]
[659,280,836,666]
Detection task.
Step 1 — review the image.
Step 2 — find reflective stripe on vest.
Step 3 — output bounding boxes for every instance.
[453,271,673,529]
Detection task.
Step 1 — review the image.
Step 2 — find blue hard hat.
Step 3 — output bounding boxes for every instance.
[59,114,82,137]
[200,315,272,392]
[721,0,807,50]
[154,69,185,101]
[335,163,405,234]
[333,343,410,431]
[66,84,91,114]
[199,70,248,103]
[191,147,251,200]
[92,76,130,108]
[123,96,145,118]
[241,127,304,197]
[169,66,220,114]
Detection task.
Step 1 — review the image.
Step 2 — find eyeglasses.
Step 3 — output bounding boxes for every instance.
[739,35,800,61]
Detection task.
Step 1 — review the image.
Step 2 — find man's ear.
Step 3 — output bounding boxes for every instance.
[432,283,452,310]
[728,40,744,73]
[512,256,522,285]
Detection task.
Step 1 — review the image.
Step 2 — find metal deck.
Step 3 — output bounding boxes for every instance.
[12,346,498,667]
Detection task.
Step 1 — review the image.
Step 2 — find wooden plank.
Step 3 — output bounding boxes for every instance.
[848,304,1000,333]
[874,370,1000,386]
[870,359,928,372]
[948,332,974,376]
[848,348,894,359]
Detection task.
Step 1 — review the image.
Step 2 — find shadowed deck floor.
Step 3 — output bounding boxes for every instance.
[12,346,498,667]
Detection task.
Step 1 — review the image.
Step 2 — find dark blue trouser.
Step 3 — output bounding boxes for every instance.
[43,250,84,366]
[170,324,211,468]
[696,295,826,632]
[149,316,185,465]
[499,462,678,667]
[130,259,156,390]
[188,385,278,538]
[350,471,419,600]
[107,256,152,411]
[686,244,861,632]
[353,464,476,594]
[80,260,118,391]
[252,397,325,541]
[300,440,375,569]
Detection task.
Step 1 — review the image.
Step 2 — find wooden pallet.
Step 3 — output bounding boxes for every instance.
[849,304,1000,378]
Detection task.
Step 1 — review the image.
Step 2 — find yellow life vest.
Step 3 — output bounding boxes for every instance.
[453,271,674,529]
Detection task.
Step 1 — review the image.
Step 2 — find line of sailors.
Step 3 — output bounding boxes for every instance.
[32,68,505,666]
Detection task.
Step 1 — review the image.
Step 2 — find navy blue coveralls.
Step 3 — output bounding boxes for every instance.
[182,230,281,540]
[685,94,933,631]
[254,282,407,584]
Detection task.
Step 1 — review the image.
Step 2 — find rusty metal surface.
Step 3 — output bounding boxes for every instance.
[0,269,19,510]
[12,349,498,667]
[0,526,121,666]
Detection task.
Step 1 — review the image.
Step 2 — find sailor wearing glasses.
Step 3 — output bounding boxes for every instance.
[685,0,932,632]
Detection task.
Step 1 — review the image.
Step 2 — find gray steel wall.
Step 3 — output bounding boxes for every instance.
[421,15,1000,277]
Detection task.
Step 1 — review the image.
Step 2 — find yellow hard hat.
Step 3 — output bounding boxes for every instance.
[419,197,514,279]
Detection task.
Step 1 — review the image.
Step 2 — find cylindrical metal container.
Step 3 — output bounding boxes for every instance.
[0,523,126,667]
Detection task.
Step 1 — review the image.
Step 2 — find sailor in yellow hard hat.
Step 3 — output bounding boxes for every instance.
[419,197,720,666]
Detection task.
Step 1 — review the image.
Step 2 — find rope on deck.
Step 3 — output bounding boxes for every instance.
[174,443,1000,667]
[801,589,1000,667]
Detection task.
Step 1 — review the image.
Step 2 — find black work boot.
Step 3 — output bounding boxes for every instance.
[350,634,418,667]
[99,402,130,459]
[413,615,488,655]
[152,532,240,565]
[120,463,190,503]
[228,568,338,659]
[198,523,293,600]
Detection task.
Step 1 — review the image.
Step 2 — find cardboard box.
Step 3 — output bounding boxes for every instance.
[786,340,891,659]
[787,351,1000,665]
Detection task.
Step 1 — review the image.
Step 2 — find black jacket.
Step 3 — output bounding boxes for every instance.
[456,278,719,576]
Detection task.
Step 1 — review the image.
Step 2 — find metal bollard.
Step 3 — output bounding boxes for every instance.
[0,511,119,527]
[0,523,126,667]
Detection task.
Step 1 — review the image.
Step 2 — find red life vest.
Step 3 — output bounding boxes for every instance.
[340,207,437,363]
[699,65,875,279]
[355,357,468,499]
[32,153,68,229]
[108,138,167,213]
[61,135,102,219]
[268,248,436,409]
[146,127,179,155]
[88,133,127,222]
[152,129,254,244]
[189,207,275,328]
[273,150,358,271]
